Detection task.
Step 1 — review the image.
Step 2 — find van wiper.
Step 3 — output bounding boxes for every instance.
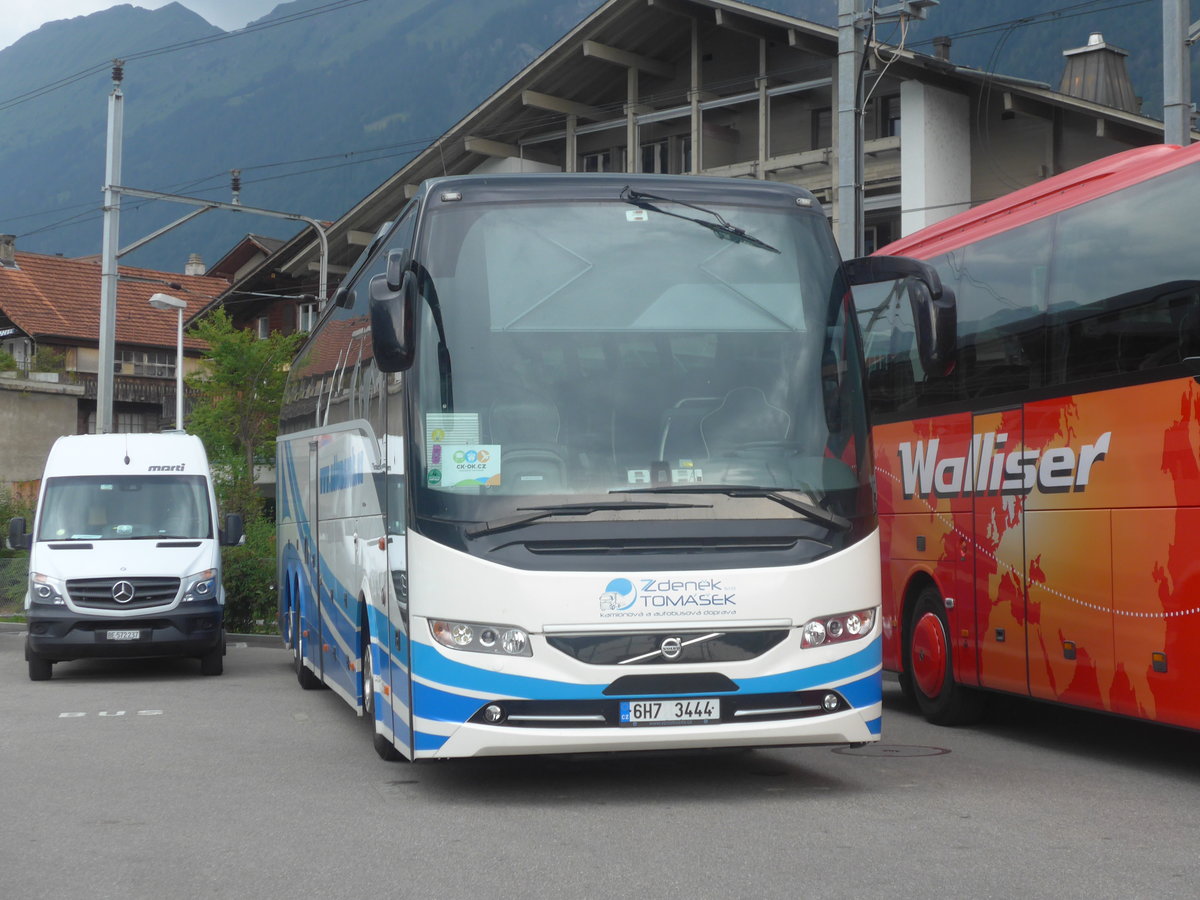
[620,187,780,254]
[611,485,850,531]
[465,499,711,538]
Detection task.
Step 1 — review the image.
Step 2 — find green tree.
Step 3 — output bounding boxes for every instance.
[186,309,304,630]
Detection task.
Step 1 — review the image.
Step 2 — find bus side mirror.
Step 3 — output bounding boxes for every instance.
[8,516,28,551]
[221,513,244,547]
[908,280,957,377]
[370,271,416,373]
[385,249,410,292]
[844,255,945,300]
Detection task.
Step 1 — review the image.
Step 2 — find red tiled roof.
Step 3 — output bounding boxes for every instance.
[0,251,228,351]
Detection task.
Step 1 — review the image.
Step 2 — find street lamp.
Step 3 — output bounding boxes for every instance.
[148,292,187,431]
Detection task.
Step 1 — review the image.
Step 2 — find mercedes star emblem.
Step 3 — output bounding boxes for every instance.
[112,581,136,604]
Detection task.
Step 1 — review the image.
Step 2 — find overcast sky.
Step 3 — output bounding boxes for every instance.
[0,1,283,51]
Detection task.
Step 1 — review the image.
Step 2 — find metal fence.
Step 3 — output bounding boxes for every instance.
[0,556,28,617]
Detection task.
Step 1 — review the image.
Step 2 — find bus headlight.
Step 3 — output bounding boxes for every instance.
[182,569,217,603]
[430,619,533,657]
[801,608,876,648]
[30,572,66,606]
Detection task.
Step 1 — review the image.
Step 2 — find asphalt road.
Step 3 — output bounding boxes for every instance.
[1,626,1197,899]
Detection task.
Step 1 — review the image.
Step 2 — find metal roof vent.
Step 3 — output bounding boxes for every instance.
[1060,32,1140,114]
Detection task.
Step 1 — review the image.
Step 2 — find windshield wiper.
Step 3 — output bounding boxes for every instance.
[611,485,851,532]
[620,187,780,254]
[465,499,711,538]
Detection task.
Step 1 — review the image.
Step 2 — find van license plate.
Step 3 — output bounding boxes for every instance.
[619,698,720,726]
[106,630,142,641]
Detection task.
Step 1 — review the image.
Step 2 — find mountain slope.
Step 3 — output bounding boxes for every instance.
[0,0,1190,272]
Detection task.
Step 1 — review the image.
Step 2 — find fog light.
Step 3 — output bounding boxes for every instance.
[501,629,527,656]
[802,620,827,647]
[823,693,840,711]
[483,704,504,723]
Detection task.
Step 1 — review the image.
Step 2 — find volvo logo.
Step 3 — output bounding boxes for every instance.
[112,581,136,604]
[660,636,684,660]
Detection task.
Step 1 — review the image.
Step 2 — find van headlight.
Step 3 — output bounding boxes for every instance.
[181,569,217,603]
[430,619,532,657]
[30,572,66,606]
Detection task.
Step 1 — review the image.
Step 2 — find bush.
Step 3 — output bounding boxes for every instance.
[0,349,17,372]
[30,347,65,373]
[220,512,276,633]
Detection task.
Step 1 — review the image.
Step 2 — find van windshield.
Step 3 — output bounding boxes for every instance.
[37,475,213,541]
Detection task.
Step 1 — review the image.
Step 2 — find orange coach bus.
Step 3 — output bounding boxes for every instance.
[854,142,1200,729]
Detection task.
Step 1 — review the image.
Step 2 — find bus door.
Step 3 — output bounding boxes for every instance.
[971,409,1030,696]
[1022,398,1117,713]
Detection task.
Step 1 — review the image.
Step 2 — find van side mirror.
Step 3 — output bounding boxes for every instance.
[8,516,28,551]
[370,270,416,372]
[221,513,244,547]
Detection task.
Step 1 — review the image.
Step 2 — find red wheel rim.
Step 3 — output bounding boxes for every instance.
[911,611,947,699]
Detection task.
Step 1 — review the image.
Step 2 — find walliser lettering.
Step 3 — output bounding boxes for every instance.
[897,431,1111,499]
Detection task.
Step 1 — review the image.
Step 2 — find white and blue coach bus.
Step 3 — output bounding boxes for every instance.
[276,173,953,761]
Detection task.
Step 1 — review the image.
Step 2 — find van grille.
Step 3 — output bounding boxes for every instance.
[67,577,181,610]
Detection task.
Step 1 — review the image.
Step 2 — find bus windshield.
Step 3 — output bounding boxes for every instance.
[410,194,869,524]
[37,475,213,541]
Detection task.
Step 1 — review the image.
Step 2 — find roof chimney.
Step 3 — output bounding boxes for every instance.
[1059,32,1140,114]
[185,253,206,276]
[932,35,952,62]
[0,234,15,268]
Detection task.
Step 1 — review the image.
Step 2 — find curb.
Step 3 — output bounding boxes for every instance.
[0,620,281,647]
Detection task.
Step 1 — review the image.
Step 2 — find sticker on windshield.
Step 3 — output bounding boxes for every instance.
[626,209,649,222]
[434,445,502,487]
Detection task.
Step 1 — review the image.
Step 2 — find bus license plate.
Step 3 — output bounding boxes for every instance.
[106,630,142,641]
[620,698,719,726]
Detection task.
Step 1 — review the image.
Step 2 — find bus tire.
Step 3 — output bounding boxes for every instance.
[362,620,402,762]
[294,605,323,690]
[27,643,52,682]
[907,585,985,726]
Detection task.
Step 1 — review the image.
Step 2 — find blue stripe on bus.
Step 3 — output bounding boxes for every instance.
[412,680,488,723]
[410,637,884,723]
[866,717,882,735]
[414,731,449,752]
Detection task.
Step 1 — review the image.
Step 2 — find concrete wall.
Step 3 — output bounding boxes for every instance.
[0,377,83,483]
[900,80,971,236]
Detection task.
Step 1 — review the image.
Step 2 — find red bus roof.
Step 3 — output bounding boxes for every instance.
[877,142,1200,260]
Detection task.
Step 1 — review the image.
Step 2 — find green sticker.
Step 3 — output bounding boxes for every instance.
[427,468,442,486]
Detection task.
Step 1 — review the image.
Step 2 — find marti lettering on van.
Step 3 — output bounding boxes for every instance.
[897,431,1111,500]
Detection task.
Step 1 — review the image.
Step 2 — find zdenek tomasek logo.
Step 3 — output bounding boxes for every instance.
[600,578,638,611]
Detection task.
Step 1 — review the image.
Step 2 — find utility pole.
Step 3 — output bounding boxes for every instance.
[836,2,937,257]
[836,0,865,258]
[1163,0,1199,146]
[97,60,124,434]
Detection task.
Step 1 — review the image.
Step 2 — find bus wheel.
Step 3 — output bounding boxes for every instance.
[908,586,984,726]
[27,642,52,682]
[294,606,323,690]
[362,628,402,762]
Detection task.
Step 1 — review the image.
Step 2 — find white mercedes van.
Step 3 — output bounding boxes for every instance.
[8,432,242,680]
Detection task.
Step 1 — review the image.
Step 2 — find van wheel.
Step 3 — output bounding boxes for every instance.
[294,606,322,690]
[27,645,52,682]
[908,585,985,725]
[200,632,224,676]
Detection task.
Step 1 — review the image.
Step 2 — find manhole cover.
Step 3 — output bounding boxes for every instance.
[832,743,950,757]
